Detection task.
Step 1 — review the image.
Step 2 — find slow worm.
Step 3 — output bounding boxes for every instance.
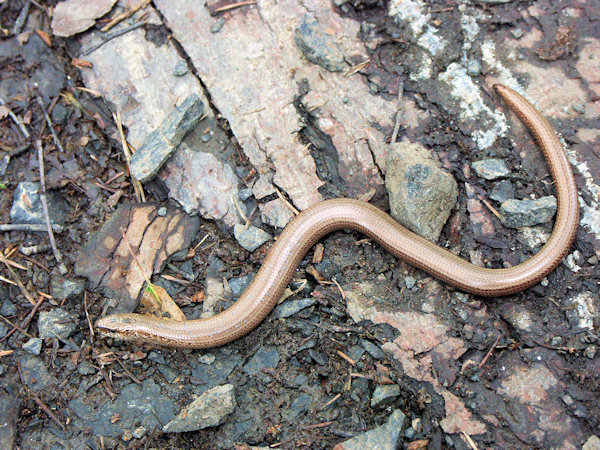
[96,85,579,348]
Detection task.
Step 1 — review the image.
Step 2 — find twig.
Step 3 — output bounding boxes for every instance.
[20,244,51,256]
[337,350,356,366]
[35,92,64,153]
[0,96,30,139]
[390,80,404,145]
[461,431,479,450]
[101,0,151,32]
[115,358,141,384]
[482,199,502,221]
[121,231,159,302]
[35,140,67,275]
[0,252,36,305]
[0,223,64,233]
[12,0,31,35]
[0,295,45,343]
[344,59,370,77]
[275,187,300,215]
[321,393,341,410]
[82,22,146,56]
[84,291,94,340]
[113,111,145,202]
[31,393,66,431]
[0,315,33,338]
[479,334,501,368]
[214,0,257,12]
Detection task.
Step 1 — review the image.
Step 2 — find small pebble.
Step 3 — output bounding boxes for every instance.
[540,277,549,287]
[173,61,188,77]
[157,207,168,217]
[211,17,226,33]
[584,345,596,359]
[550,336,562,346]
[510,28,524,39]
[467,58,481,76]
[198,353,216,365]
[132,426,147,439]
[572,103,586,114]
[23,338,42,355]
[404,276,416,289]
[239,188,253,201]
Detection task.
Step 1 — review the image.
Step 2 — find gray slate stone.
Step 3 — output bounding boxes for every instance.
[335,409,406,450]
[371,384,401,408]
[295,15,345,72]
[190,352,241,392]
[275,298,316,318]
[234,224,271,252]
[0,390,18,450]
[500,196,557,228]
[163,384,236,433]
[243,346,280,376]
[11,182,68,226]
[472,158,510,180]
[23,337,43,355]
[385,142,458,242]
[583,435,600,450]
[490,179,514,203]
[38,308,79,340]
[18,354,58,395]
[50,276,85,302]
[228,273,254,296]
[130,94,204,182]
[360,339,385,360]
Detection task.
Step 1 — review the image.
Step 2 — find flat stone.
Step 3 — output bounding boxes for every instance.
[490,179,514,203]
[130,94,205,182]
[163,384,236,433]
[259,199,295,229]
[52,0,117,37]
[18,354,58,395]
[360,339,385,360]
[333,409,406,450]
[371,384,401,408]
[234,224,271,252]
[50,276,85,302]
[190,352,241,391]
[275,298,316,318]
[75,204,200,314]
[243,346,280,376]
[23,337,43,355]
[583,435,600,450]
[228,273,254,296]
[500,196,557,228]
[154,0,396,218]
[0,390,19,450]
[295,15,345,72]
[38,308,79,340]
[564,292,597,331]
[284,393,313,420]
[472,158,510,180]
[10,182,68,226]
[385,142,458,241]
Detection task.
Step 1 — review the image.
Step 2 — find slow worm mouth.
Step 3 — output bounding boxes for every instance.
[92,85,579,349]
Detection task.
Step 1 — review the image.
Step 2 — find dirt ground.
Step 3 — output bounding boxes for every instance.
[0,0,599,449]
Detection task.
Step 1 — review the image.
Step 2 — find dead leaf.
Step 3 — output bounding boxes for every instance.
[72,58,93,69]
[191,289,205,303]
[35,29,52,47]
[407,439,429,450]
[139,284,186,321]
[22,109,32,124]
[0,105,9,119]
[17,31,30,45]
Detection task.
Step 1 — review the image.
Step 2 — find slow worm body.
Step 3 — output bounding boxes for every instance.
[96,85,579,348]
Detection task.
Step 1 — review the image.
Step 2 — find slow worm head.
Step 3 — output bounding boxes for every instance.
[96,84,579,349]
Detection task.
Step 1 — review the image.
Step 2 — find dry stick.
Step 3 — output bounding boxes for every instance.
[390,81,404,145]
[82,22,146,56]
[479,333,502,369]
[35,92,64,153]
[12,0,31,35]
[0,223,64,233]
[214,0,257,12]
[0,252,36,305]
[120,230,159,302]
[84,291,95,341]
[0,315,33,338]
[0,295,45,343]
[102,0,151,32]
[0,96,30,139]
[113,111,145,202]
[35,140,67,275]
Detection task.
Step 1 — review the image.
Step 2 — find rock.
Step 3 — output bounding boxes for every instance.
[173,60,188,76]
[490,179,514,203]
[243,346,280,376]
[333,409,406,450]
[147,350,166,365]
[564,250,583,273]
[75,204,200,314]
[275,298,316,318]
[584,345,597,359]
[285,393,313,420]
[130,94,205,182]
[0,390,19,450]
[77,361,96,375]
[239,188,253,201]
[50,276,85,302]
[471,158,510,180]
[259,199,295,229]
[360,339,385,360]
[228,273,254,296]
[51,103,68,125]
[564,292,597,331]
[500,196,557,228]
[191,353,241,390]
[518,227,549,250]
[385,142,458,242]
[583,435,600,450]
[0,322,7,339]
[158,365,179,383]
[467,58,481,76]
[11,182,68,226]
[0,299,17,317]
[163,384,236,432]
[295,15,345,72]
[18,354,58,394]
[371,384,401,408]
[23,338,43,355]
[52,0,117,37]
[198,353,216,365]
[38,308,79,340]
[234,224,271,252]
